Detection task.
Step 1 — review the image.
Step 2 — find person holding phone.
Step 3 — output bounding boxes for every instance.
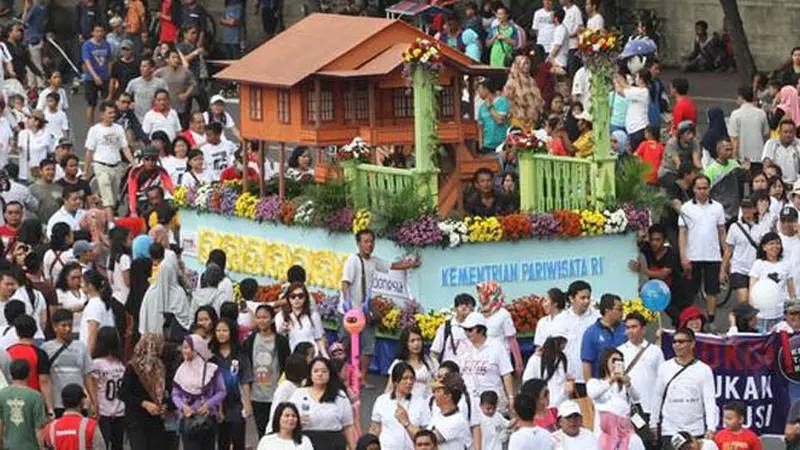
[587,349,644,449]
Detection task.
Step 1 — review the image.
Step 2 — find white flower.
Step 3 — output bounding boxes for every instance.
[603,209,629,233]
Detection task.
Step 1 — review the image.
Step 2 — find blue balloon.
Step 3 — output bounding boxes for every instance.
[640,279,671,312]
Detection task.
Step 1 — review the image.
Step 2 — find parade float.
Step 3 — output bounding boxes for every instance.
[181,15,650,370]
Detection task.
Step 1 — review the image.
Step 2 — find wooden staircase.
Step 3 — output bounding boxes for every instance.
[437,142,501,218]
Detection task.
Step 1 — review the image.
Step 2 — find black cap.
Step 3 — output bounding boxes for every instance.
[780,206,799,221]
[733,303,759,320]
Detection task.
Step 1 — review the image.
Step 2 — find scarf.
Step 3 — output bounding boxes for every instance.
[130,333,166,404]
[477,281,505,315]
[503,56,544,129]
[139,253,192,334]
[173,334,219,396]
[132,235,153,260]
[778,85,800,126]
[611,129,629,155]
[700,107,729,158]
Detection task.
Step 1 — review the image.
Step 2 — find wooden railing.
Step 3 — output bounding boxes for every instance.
[342,162,437,213]
[519,154,599,212]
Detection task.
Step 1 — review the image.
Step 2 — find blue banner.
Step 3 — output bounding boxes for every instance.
[661,331,799,436]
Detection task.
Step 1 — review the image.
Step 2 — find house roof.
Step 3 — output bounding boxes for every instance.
[215,14,396,87]
[216,13,502,87]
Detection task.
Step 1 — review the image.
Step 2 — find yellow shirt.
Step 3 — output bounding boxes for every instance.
[573,132,594,158]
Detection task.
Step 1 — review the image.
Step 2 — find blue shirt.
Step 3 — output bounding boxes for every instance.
[23,4,45,45]
[81,39,112,81]
[580,319,627,378]
[478,96,510,150]
[221,4,243,45]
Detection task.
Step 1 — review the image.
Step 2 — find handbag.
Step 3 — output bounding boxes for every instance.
[179,362,216,437]
[162,284,186,343]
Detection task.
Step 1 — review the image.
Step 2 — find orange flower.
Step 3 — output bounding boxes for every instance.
[500,214,533,240]
[280,200,296,225]
[553,210,582,237]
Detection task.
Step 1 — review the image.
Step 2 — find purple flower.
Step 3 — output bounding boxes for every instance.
[219,186,239,217]
[255,195,282,222]
[623,204,650,232]
[530,213,562,238]
[324,207,355,233]
[399,299,421,329]
[395,215,443,247]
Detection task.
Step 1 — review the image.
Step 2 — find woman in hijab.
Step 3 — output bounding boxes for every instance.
[611,129,629,156]
[770,85,800,136]
[503,55,545,130]
[139,252,192,336]
[700,107,729,167]
[120,333,168,450]
[172,334,227,450]
[132,235,153,260]
[126,257,152,352]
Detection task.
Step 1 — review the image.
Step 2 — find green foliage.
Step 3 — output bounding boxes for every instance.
[304,179,348,218]
[614,157,669,213]
[263,177,311,200]
[371,183,437,235]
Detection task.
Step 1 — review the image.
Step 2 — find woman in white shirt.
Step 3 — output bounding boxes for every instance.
[162,135,190,185]
[258,402,314,450]
[614,69,651,151]
[267,354,310,431]
[17,110,56,181]
[11,268,48,341]
[55,262,86,332]
[179,149,214,188]
[275,283,327,357]
[750,231,797,330]
[587,349,644,450]
[80,270,116,355]
[289,357,356,450]
[108,227,132,305]
[371,361,432,450]
[476,281,522,374]
[533,288,566,349]
[522,334,573,407]
[385,326,437,399]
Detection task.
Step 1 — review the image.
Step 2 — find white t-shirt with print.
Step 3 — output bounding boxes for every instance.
[90,357,126,417]
[201,139,238,179]
[79,297,115,348]
[531,8,554,51]
[458,339,513,411]
[85,122,128,165]
[749,259,793,319]
[429,408,472,450]
[371,393,431,450]
[508,426,554,450]
[288,387,354,432]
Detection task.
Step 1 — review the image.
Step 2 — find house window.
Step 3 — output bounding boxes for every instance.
[305,89,334,122]
[438,86,454,118]
[393,89,413,118]
[277,90,291,124]
[249,86,262,121]
[344,90,369,120]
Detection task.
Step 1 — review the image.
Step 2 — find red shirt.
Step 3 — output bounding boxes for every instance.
[672,96,698,133]
[635,140,665,184]
[159,0,178,43]
[0,225,17,245]
[7,342,50,391]
[713,428,762,450]
[44,414,100,450]
[220,166,259,182]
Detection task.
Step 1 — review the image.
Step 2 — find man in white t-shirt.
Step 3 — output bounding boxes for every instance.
[548,9,569,70]
[428,372,472,450]
[83,102,134,217]
[531,0,555,51]
[571,66,591,113]
[617,313,664,417]
[762,119,800,184]
[780,207,800,299]
[201,122,238,180]
[508,392,554,450]
[552,400,598,450]
[559,0,583,75]
[551,280,599,393]
[679,175,727,324]
[585,0,604,30]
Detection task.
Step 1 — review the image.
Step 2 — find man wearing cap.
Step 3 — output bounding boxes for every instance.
[679,174,727,324]
[110,40,139,100]
[763,118,800,184]
[204,94,242,142]
[652,328,717,448]
[458,311,514,413]
[659,121,700,179]
[778,206,800,302]
[44,384,105,450]
[722,194,770,304]
[552,400,598,449]
[670,431,717,450]
[106,16,125,61]
[560,111,593,158]
[17,109,57,182]
[772,300,800,333]
[125,59,168,122]
[29,159,62,224]
[73,240,97,273]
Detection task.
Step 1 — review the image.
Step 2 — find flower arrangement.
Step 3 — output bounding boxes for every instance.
[352,209,371,235]
[255,284,283,303]
[337,137,372,163]
[316,294,341,323]
[415,311,446,341]
[603,208,629,234]
[403,37,442,68]
[254,195,282,222]
[234,192,259,219]
[530,212,562,238]
[505,130,548,156]
[499,214,532,241]
[381,308,400,330]
[465,216,503,242]
[577,29,621,70]
[579,209,607,235]
[280,200,296,225]
[195,184,214,212]
[219,184,240,216]
[622,298,660,323]
[174,186,189,208]
[399,298,422,329]
[553,210,582,237]
[504,295,545,334]
[438,219,469,248]
[324,207,355,233]
[623,204,650,232]
[394,215,443,247]
[294,200,316,226]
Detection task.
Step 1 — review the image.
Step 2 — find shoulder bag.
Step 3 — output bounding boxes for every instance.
[179,361,216,437]
[623,343,651,442]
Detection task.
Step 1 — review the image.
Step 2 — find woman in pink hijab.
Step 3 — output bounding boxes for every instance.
[777,85,800,127]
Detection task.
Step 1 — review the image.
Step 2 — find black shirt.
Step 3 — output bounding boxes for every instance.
[640,243,682,288]
[661,177,693,228]
[464,190,511,217]
[112,58,140,94]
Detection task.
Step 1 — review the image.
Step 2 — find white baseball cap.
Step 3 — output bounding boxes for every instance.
[210,94,226,105]
[459,312,486,329]
[557,400,582,418]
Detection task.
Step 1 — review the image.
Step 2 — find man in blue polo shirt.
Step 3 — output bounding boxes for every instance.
[581,293,627,380]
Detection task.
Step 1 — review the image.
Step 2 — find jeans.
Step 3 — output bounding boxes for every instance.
[252,401,272,438]
[99,416,125,450]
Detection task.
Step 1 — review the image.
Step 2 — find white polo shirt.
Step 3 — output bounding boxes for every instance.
[678,199,725,262]
[142,108,182,142]
[550,306,600,383]
[617,339,664,415]
[762,138,800,183]
[726,220,768,276]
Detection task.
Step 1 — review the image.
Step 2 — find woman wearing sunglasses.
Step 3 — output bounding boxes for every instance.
[126,145,175,217]
[274,283,328,358]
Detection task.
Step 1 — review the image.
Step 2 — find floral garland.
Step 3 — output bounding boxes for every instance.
[337,137,372,163]
[175,182,650,248]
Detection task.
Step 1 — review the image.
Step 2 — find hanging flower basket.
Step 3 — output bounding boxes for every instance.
[577,29,621,72]
[402,38,443,87]
[505,129,548,156]
[336,137,372,163]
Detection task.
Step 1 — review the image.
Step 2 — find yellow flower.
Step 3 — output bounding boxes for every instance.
[352,209,371,235]
[413,48,422,58]
[234,193,259,219]
[173,186,188,207]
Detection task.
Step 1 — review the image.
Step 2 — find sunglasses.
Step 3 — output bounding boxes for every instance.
[289,293,305,299]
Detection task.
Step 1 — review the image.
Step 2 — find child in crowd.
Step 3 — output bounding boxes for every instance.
[43,92,70,141]
[480,391,512,450]
[37,71,69,112]
[714,401,762,450]
[634,126,664,185]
